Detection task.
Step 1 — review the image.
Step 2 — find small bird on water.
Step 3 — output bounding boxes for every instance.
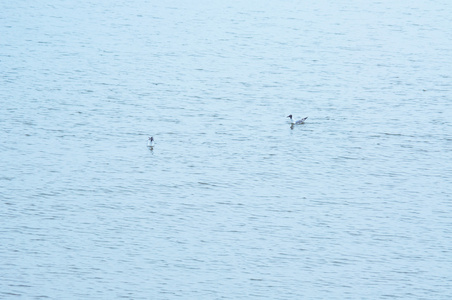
[287,115,308,125]
[147,136,154,149]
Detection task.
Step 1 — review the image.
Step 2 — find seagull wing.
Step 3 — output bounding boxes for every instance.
[295,117,308,124]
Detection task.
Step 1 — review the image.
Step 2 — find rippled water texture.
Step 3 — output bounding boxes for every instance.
[1,1,451,299]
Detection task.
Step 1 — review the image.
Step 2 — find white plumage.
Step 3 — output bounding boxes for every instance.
[287,115,308,125]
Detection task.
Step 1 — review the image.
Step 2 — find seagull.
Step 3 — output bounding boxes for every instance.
[287,115,308,125]
[147,136,154,148]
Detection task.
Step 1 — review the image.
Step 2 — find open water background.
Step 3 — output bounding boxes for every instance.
[1,0,451,299]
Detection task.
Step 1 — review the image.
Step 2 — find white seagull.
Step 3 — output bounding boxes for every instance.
[147,136,154,148]
[287,115,308,125]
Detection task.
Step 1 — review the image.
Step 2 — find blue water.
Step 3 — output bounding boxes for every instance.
[1,1,451,299]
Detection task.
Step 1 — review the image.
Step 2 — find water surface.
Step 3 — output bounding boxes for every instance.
[1,1,451,299]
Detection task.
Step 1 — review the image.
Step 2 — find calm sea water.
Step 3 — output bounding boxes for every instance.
[1,0,451,299]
